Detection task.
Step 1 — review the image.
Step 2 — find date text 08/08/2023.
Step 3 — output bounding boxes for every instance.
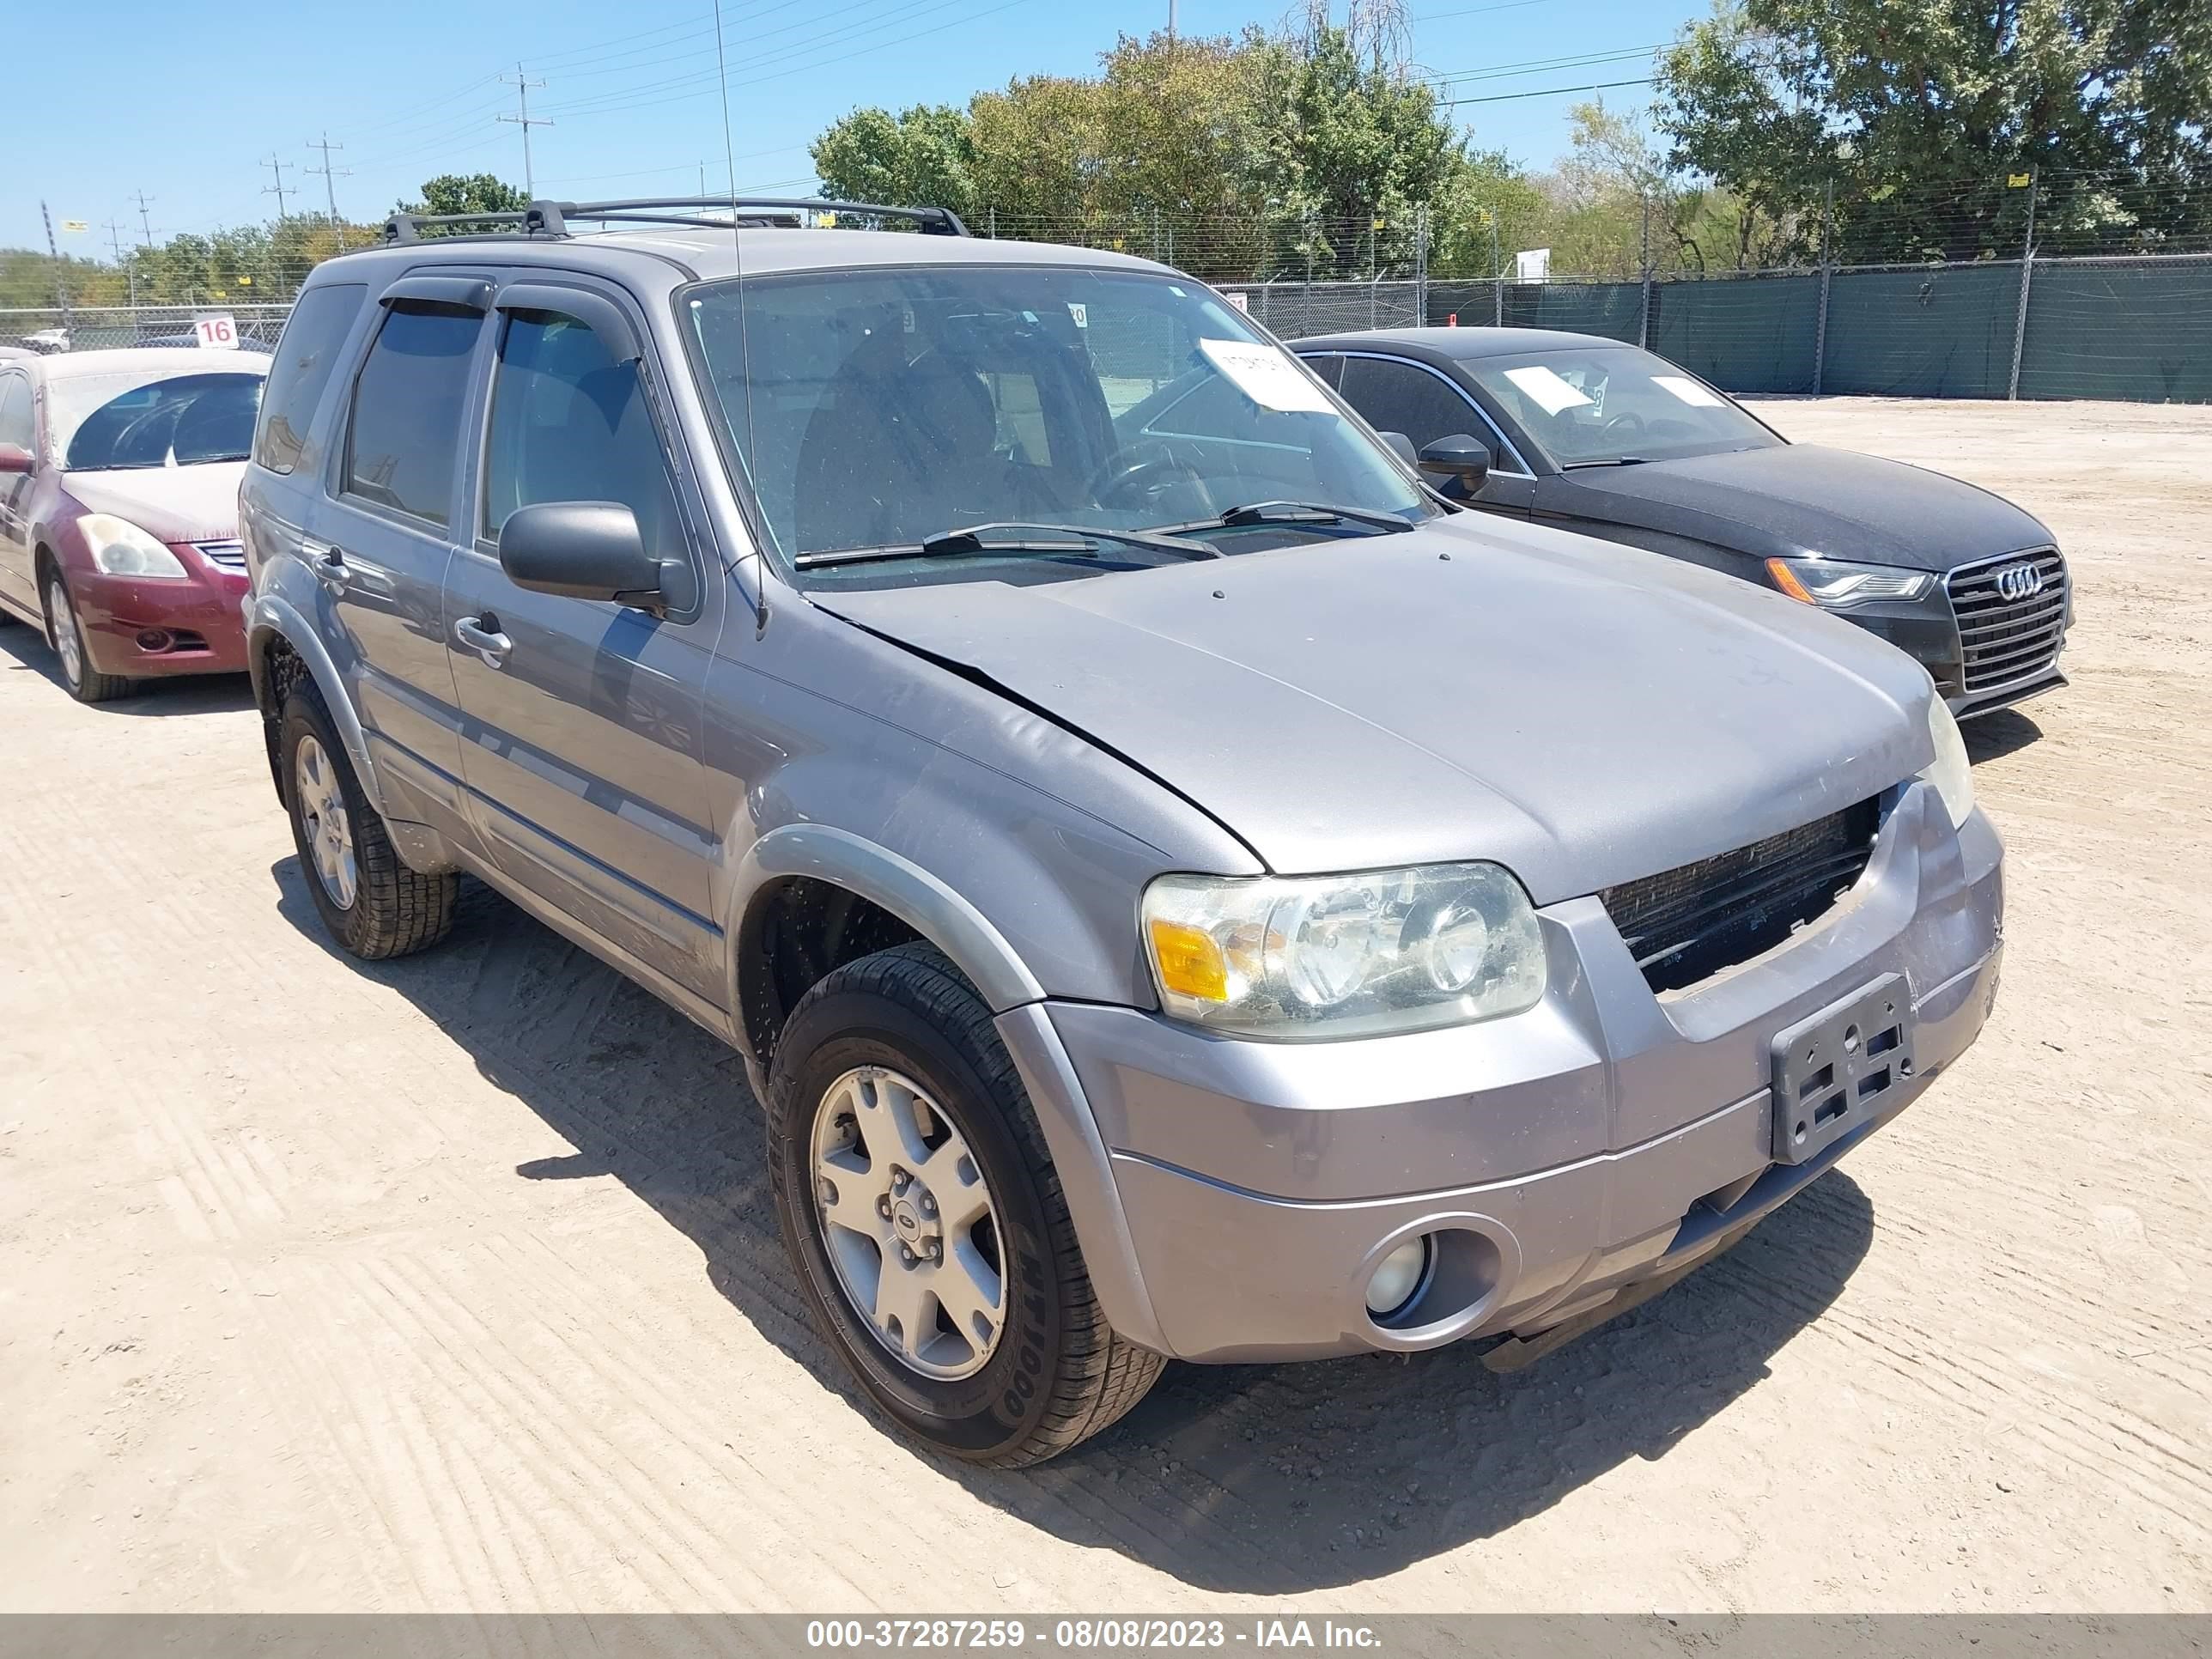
[805,1620,1384,1650]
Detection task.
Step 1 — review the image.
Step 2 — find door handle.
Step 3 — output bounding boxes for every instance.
[453,612,512,667]
[313,544,349,592]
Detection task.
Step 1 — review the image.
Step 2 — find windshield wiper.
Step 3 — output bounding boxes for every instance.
[1158,501,1418,536]
[793,520,1222,571]
[1561,457,1649,469]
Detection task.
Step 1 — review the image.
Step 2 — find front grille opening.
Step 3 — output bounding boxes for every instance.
[1948,549,2067,696]
[1601,799,1881,994]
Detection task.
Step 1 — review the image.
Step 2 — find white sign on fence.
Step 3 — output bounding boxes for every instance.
[1514,247,1551,283]
[1224,290,1250,313]
[193,314,240,350]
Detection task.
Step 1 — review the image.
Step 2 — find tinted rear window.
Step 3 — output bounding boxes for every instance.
[254,283,367,474]
[342,303,481,526]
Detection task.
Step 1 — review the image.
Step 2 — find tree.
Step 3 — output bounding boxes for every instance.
[1656,0,2212,263]
[811,105,978,222]
[399,173,529,220]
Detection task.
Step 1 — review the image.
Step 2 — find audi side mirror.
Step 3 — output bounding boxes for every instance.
[1377,430,1419,469]
[499,501,674,612]
[1418,434,1491,499]
[0,443,32,475]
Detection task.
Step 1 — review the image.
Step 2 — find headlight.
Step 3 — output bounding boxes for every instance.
[1919,693,1974,828]
[80,514,188,580]
[1766,556,1930,607]
[1141,863,1547,1039]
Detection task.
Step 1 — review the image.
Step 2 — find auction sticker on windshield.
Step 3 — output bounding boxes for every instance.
[1653,374,1726,407]
[1199,337,1334,414]
[1503,363,1594,415]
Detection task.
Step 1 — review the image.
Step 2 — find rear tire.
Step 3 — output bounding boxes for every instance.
[43,569,134,703]
[768,942,1163,1467]
[279,685,457,959]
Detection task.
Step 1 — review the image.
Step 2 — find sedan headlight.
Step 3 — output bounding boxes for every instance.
[1142,863,1547,1040]
[80,514,188,580]
[1766,556,1931,607]
[1919,694,1974,828]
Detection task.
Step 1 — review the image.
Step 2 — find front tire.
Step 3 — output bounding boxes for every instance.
[279,686,457,959]
[43,569,134,703]
[769,942,1163,1467]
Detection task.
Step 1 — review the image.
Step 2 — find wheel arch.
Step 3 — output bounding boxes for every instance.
[729,825,1048,1067]
[247,592,385,817]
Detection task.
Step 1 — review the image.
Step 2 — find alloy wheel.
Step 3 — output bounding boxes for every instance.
[45,577,81,689]
[294,734,359,910]
[809,1065,1006,1380]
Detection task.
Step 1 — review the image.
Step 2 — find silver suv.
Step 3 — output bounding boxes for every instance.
[240,198,2003,1466]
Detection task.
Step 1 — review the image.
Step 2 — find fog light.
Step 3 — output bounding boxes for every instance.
[135,629,173,653]
[1364,1236,1431,1318]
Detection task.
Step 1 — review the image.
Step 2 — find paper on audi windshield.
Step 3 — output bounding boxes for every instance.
[1502,363,1594,415]
[1652,374,1726,407]
[1200,337,1334,414]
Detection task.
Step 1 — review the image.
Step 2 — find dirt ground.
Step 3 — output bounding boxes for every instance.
[2,398,2208,1614]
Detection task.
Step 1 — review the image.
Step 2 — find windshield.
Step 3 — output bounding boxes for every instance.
[52,368,265,471]
[1461,346,1779,469]
[682,265,1429,585]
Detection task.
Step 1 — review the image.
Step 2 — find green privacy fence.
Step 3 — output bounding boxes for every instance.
[1418,252,2212,403]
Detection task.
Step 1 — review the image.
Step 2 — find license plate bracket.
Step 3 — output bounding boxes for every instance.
[1769,973,1914,1165]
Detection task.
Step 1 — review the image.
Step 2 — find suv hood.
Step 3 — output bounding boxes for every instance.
[61,462,247,544]
[1548,444,2051,572]
[817,518,1936,901]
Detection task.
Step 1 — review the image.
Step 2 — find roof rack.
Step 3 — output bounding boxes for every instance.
[380,195,969,245]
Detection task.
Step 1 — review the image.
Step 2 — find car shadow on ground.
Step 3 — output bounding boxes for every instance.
[1963,706,2043,764]
[270,860,1876,1595]
[0,623,253,714]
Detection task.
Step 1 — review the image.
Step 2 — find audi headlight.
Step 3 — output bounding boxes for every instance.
[80,514,188,580]
[1142,863,1547,1040]
[1766,556,1930,607]
[1919,694,1974,829]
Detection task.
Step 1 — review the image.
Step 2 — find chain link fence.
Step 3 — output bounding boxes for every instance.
[7,257,2205,404]
[0,304,290,354]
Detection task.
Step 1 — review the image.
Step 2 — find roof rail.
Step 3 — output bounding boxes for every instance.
[544,196,970,236]
[379,195,970,247]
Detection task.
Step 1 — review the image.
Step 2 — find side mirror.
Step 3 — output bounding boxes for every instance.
[0,443,32,475]
[1418,434,1491,499]
[1377,430,1419,469]
[498,501,672,611]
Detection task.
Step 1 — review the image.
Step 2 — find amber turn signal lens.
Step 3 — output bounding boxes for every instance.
[1765,557,1814,603]
[1147,918,1229,1002]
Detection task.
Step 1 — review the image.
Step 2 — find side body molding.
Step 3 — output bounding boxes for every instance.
[246,590,385,816]
[731,822,1048,1015]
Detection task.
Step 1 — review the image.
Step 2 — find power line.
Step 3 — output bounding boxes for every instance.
[306,133,353,221]
[1440,74,1654,106]
[1427,46,1662,83]
[497,64,553,196]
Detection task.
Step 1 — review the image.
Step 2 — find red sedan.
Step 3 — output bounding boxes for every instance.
[0,347,267,702]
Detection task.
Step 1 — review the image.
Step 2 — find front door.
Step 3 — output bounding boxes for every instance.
[318,280,492,834]
[1334,353,1539,515]
[442,279,726,1006]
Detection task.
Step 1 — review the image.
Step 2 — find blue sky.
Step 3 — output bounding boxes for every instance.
[7,0,1704,255]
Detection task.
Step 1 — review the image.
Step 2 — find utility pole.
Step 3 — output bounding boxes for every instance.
[1638,193,1652,349]
[40,200,75,335]
[131,190,155,247]
[498,64,551,198]
[2006,167,2039,402]
[1168,0,1176,40]
[306,133,351,221]
[104,219,139,307]
[1812,176,1833,395]
[262,153,295,219]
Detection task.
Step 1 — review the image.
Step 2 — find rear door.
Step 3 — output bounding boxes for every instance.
[1334,352,1538,514]
[0,368,36,615]
[318,274,492,832]
[442,276,726,1006]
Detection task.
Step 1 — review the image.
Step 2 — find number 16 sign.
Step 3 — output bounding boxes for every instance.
[193,314,240,349]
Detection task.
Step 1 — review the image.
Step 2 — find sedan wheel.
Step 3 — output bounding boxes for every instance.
[46,574,82,688]
[811,1065,1006,1380]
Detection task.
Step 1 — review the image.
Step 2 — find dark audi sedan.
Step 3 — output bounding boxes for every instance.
[1298,327,2071,718]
